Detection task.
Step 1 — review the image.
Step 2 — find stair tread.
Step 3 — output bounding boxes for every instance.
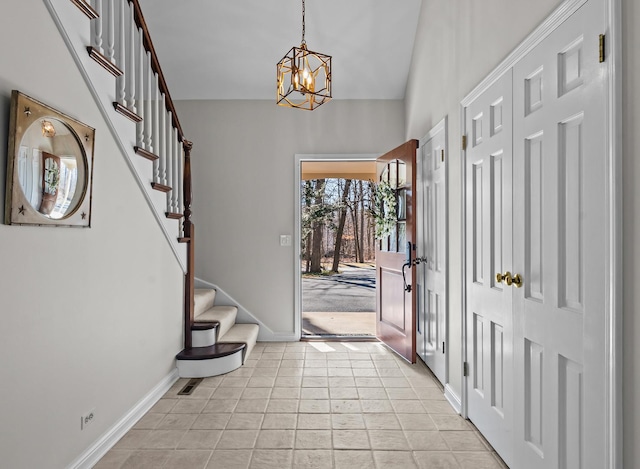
[195,305,238,339]
[192,321,218,331]
[176,343,245,361]
[87,46,122,77]
[218,324,259,363]
[195,305,237,321]
[218,323,259,342]
[151,182,172,193]
[134,146,159,161]
[71,0,99,19]
[113,102,142,122]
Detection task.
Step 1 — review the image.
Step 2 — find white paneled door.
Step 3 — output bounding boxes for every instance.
[417,118,448,385]
[465,70,514,466]
[512,0,606,468]
[464,0,607,468]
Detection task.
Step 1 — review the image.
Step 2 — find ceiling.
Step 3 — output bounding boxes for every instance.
[138,0,422,101]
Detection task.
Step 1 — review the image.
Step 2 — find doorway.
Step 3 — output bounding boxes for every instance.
[295,156,378,339]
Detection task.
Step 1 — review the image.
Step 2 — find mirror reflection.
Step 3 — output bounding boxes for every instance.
[17,117,86,219]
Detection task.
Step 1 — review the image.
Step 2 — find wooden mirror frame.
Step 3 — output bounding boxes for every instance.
[4,91,95,227]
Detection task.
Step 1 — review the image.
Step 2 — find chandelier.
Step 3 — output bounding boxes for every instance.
[276,0,331,110]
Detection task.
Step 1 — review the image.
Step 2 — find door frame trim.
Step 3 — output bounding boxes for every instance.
[294,154,379,340]
[458,0,622,466]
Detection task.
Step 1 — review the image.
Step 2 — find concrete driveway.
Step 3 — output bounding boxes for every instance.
[302,265,375,312]
[302,265,376,336]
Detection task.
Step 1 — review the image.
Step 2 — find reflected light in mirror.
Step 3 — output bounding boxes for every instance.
[41,119,56,137]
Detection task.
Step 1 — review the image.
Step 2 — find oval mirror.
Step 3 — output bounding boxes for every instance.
[17,117,87,219]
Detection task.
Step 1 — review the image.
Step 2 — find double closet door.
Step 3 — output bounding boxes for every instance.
[464,0,607,467]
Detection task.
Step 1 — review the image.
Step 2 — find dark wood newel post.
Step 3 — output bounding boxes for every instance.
[183,139,194,349]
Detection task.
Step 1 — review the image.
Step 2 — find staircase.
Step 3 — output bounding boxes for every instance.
[176,289,259,377]
[47,0,258,377]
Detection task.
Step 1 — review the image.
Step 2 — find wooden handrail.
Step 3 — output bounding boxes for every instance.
[182,140,194,349]
[127,0,184,140]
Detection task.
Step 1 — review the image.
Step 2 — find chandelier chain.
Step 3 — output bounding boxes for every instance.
[301,0,306,45]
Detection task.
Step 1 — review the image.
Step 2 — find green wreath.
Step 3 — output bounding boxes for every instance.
[370,180,397,239]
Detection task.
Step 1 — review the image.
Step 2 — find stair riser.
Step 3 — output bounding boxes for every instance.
[194,289,216,316]
[176,351,243,378]
[192,329,217,348]
[196,306,238,338]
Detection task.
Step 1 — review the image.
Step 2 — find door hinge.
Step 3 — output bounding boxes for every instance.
[442,341,445,353]
[599,34,605,63]
[463,362,469,377]
[441,149,445,162]
[462,135,467,151]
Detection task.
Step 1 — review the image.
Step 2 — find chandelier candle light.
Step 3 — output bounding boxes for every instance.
[277,0,332,110]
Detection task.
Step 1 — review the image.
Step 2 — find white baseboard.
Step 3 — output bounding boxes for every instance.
[444,384,462,414]
[261,333,299,342]
[67,368,179,469]
[195,277,298,342]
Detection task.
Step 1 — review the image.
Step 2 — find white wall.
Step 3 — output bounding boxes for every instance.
[0,1,184,467]
[405,0,637,465]
[175,100,404,334]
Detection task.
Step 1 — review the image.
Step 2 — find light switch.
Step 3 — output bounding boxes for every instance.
[280,234,292,246]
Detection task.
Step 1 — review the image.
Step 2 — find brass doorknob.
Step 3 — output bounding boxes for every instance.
[496,271,512,284]
[511,274,523,288]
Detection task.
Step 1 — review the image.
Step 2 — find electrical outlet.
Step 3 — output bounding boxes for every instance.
[81,409,95,430]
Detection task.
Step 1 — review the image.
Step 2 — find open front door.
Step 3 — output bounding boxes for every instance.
[376,140,418,363]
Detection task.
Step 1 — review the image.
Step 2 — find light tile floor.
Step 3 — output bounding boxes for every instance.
[96,341,508,469]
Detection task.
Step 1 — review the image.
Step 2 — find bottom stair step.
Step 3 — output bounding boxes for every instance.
[218,323,259,363]
[176,343,245,378]
[191,321,219,347]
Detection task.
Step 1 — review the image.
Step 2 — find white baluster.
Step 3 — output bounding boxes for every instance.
[106,0,116,64]
[91,0,104,54]
[166,113,174,211]
[173,127,180,213]
[159,94,167,186]
[136,27,145,148]
[116,0,126,105]
[152,74,160,181]
[127,3,137,114]
[144,52,153,153]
